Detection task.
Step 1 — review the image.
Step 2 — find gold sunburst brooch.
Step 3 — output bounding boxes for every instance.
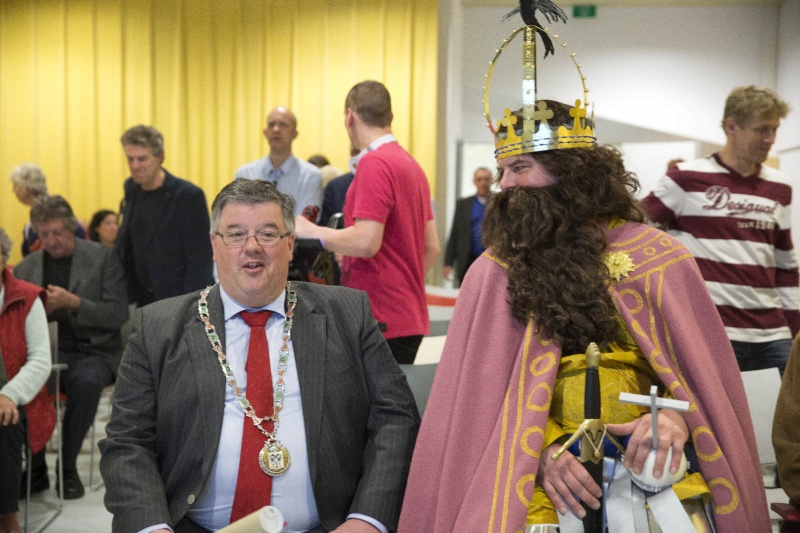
[604,251,635,282]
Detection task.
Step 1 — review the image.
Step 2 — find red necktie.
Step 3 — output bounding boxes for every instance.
[230,310,273,522]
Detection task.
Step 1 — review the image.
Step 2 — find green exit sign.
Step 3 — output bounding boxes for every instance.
[573,5,597,18]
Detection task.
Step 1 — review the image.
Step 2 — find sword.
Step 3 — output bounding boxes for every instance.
[551,343,621,533]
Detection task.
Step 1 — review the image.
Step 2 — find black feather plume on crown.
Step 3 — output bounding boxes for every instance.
[503,0,568,57]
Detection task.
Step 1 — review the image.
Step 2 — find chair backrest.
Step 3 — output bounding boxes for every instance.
[741,367,782,465]
[46,321,60,395]
[48,321,58,361]
[415,335,446,365]
[400,363,438,416]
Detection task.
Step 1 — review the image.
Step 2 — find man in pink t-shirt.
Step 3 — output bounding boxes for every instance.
[295,81,440,363]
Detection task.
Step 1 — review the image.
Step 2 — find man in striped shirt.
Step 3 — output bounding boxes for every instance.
[642,86,796,373]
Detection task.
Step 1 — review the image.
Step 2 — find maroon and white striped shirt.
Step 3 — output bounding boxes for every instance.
[641,153,799,343]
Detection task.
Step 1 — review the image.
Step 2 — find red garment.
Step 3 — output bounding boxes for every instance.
[230,311,273,521]
[342,142,432,339]
[0,267,55,453]
[399,222,770,532]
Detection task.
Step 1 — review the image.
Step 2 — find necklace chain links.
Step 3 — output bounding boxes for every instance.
[198,283,297,444]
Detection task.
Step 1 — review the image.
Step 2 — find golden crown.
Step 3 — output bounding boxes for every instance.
[484,25,596,160]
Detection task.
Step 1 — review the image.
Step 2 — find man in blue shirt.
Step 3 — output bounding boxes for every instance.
[235,107,323,218]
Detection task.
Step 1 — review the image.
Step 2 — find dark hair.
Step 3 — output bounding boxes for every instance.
[345,81,392,128]
[88,209,116,242]
[120,125,165,157]
[30,195,79,233]
[484,132,644,354]
[212,179,296,234]
[308,154,330,168]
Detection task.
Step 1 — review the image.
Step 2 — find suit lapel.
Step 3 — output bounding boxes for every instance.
[185,285,228,466]
[67,240,88,294]
[30,253,45,286]
[290,284,327,482]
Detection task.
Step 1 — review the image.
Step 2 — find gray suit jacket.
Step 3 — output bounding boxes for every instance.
[99,282,420,532]
[13,238,129,374]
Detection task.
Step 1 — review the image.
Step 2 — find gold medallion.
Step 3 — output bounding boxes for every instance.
[604,251,635,281]
[259,442,291,476]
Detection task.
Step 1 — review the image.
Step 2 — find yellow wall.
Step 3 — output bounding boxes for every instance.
[0,0,438,264]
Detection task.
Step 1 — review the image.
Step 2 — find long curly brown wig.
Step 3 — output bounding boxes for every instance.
[483,108,645,354]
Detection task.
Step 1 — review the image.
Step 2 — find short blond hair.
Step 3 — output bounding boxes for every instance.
[723,85,789,127]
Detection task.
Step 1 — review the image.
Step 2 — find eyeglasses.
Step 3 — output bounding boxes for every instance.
[215,230,291,247]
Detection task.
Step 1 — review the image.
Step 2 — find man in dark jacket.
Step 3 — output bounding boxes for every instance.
[443,167,492,286]
[116,125,213,306]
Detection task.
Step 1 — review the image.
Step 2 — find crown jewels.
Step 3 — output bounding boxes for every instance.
[484,26,596,160]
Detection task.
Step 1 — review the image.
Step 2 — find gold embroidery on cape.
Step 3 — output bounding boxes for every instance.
[491,320,541,532]
[485,251,509,269]
[530,351,556,376]
[526,382,552,412]
[516,474,537,509]
[616,288,644,313]
[490,379,513,532]
[708,478,740,515]
[521,427,545,458]
[610,223,739,517]
[692,426,723,462]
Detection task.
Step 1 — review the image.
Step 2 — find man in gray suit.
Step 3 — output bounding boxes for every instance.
[100,179,420,533]
[15,195,128,499]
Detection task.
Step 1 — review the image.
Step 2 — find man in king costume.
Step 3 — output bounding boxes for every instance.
[398,3,769,531]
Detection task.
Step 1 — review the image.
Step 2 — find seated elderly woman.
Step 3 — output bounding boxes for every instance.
[0,226,54,533]
[10,163,85,256]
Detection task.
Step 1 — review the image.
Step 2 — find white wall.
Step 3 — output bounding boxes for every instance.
[776,0,800,241]
[441,1,799,271]
[776,0,800,155]
[459,4,780,147]
[621,141,699,199]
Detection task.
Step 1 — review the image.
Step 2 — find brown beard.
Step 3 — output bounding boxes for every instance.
[483,148,644,354]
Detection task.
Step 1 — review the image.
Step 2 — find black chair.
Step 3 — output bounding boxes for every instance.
[22,321,65,533]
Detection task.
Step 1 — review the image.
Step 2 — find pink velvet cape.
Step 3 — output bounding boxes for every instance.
[399,222,769,532]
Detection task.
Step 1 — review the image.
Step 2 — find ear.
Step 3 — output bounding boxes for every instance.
[345,108,356,127]
[723,117,737,136]
[263,127,270,140]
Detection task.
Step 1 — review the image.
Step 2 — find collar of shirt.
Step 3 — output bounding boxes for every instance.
[267,155,299,185]
[189,285,323,531]
[367,133,397,152]
[219,284,286,320]
[349,148,368,173]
